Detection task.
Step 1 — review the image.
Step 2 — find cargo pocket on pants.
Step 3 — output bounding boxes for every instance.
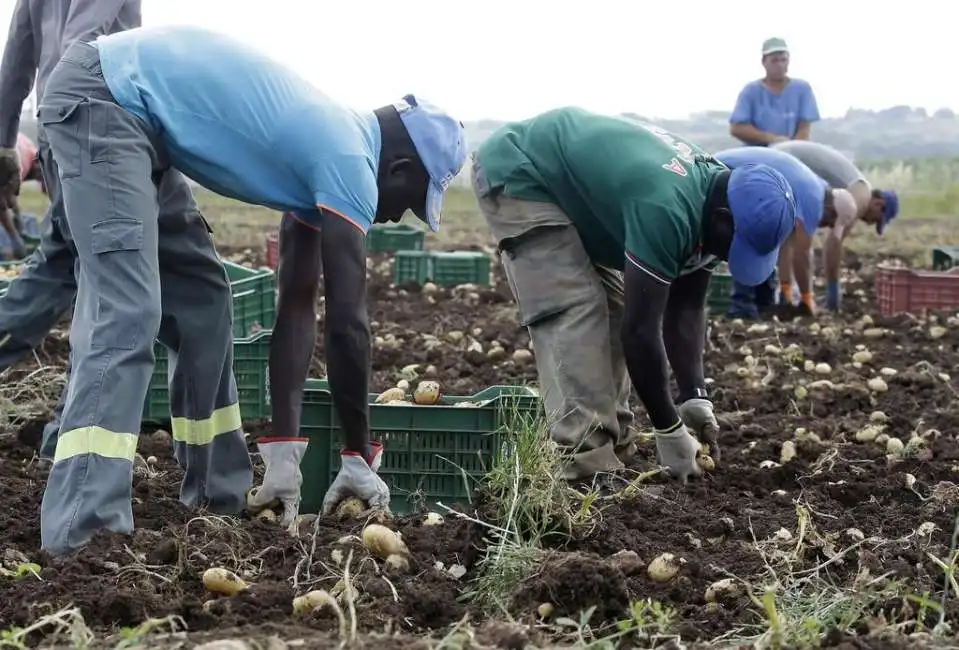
[499,225,601,327]
[90,218,146,350]
[37,100,85,179]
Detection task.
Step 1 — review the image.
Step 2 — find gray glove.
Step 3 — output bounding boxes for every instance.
[247,437,309,526]
[654,423,703,484]
[678,398,721,461]
[321,442,390,514]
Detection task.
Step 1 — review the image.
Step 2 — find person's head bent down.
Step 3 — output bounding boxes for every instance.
[820,187,857,231]
[372,95,468,232]
[710,163,799,286]
[866,189,899,235]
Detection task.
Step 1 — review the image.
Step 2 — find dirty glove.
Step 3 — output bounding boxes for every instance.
[798,291,816,316]
[654,422,703,484]
[826,282,841,312]
[321,441,390,514]
[678,398,721,461]
[246,437,309,526]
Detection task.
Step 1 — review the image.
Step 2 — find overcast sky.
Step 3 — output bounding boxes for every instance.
[0,0,952,122]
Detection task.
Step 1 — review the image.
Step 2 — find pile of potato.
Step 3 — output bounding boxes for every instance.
[0,264,21,281]
[375,379,443,406]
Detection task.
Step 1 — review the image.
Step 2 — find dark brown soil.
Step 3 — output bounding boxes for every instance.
[2,248,957,648]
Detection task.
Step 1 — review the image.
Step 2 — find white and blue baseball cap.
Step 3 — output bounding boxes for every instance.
[394,94,468,232]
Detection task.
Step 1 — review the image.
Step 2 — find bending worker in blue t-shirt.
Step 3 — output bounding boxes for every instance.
[37,25,467,555]
[715,146,857,318]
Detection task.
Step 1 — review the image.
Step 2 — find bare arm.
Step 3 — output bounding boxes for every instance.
[790,228,814,295]
[730,123,788,146]
[778,236,793,299]
[824,229,843,285]
[793,121,812,141]
[269,213,322,440]
[0,206,17,244]
[0,1,36,149]
[320,213,371,454]
[622,262,681,430]
[662,269,711,402]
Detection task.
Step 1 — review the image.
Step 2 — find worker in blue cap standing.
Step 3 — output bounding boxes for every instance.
[472,108,798,491]
[715,146,859,318]
[37,24,467,554]
[771,140,899,312]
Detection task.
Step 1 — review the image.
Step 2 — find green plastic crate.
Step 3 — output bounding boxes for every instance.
[367,224,426,254]
[143,329,272,424]
[393,251,430,286]
[932,246,959,271]
[222,260,277,337]
[393,250,491,287]
[0,259,274,334]
[708,271,734,311]
[298,382,542,514]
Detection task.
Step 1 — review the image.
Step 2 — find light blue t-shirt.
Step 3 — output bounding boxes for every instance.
[729,79,820,143]
[715,146,826,233]
[95,25,381,231]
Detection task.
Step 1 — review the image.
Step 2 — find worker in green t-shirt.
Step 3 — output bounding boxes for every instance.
[472,107,798,489]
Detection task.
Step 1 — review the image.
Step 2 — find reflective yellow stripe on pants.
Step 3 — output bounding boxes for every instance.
[171,403,242,446]
[53,426,139,463]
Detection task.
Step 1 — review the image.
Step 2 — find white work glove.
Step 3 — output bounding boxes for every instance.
[678,398,721,461]
[321,441,390,515]
[246,437,309,526]
[654,422,703,484]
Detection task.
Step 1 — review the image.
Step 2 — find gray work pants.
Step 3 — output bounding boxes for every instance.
[37,42,252,555]
[0,132,77,456]
[470,159,635,480]
[0,139,238,461]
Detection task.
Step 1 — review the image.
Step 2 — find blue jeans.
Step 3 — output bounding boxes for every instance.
[727,272,777,319]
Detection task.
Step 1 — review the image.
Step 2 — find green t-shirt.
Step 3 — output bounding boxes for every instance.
[475,107,724,281]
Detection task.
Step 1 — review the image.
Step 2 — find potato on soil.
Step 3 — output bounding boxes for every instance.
[414,380,442,405]
[202,567,249,596]
[423,511,444,526]
[780,440,797,464]
[335,497,367,519]
[867,377,888,393]
[292,589,337,616]
[705,578,741,603]
[647,553,684,582]
[385,553,410,571]
[886,437,905,455]
[256,509,277,522]
[362,523,410,559]
[375,387,406,404]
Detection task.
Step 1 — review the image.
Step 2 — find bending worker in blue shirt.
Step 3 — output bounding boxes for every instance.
[38,25,467,555]
[715,147,857,318]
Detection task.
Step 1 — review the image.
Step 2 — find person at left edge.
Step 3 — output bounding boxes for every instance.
[37,24,467,555]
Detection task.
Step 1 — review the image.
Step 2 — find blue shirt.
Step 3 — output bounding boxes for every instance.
[729,79,820,143]
[715,146,826,233]
[95,25,381,231]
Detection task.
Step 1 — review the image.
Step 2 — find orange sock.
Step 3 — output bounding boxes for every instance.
[801,291,815,310]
